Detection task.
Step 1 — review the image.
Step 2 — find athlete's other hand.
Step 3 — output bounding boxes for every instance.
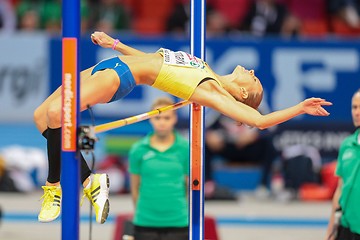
[91,31,115,49]
[301,98,332,116]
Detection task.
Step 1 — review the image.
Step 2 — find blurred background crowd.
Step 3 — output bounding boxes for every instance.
[1,0,360,37]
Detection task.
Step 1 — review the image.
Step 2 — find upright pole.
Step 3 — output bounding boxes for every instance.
[61,0,80,240]
[189,0,206,240]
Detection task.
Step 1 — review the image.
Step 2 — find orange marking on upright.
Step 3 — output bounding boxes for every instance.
[62,38,78,152]
[191,103,202,191]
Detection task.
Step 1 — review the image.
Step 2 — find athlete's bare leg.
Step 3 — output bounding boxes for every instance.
[35,68,120,187]
[33,67,116,131]
[45,69,120,128]
[33,67,95,132]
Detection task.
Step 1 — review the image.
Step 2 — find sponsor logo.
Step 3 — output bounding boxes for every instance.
[342,149,354,160]
[63,73,74,150]
[143,151,155,160]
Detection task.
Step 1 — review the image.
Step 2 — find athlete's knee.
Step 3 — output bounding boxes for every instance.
[33,106,45,125]
[47,102,62,126]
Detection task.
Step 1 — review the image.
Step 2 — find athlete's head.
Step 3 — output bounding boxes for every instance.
[352,89,360,128]
[231,65,263,110]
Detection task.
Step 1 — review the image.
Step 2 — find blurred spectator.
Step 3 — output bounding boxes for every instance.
[42,0,90,34]
[166,0,231,36]
[206,4,231,37]
[0,0,16,33]
[80,0,90,34]
[166,0,189,35]
[16,0,89,34]
[88,0,130,33]
[205,112,278,199]
[0,145,47,192]
[0,154,19,192]
[16,0,41,31]
[18,9,39,31]
[239,0,300,37]
[42,0,61,34]
[328,0,360,28]
[276,144,322,202]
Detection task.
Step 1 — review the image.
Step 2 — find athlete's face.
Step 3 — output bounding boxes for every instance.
[232,65,263,106]
[233,66,262,93]
[352,92,360,128]
[149,106,177,137]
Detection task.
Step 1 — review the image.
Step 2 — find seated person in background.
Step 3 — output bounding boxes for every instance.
[328,0,360,28]
[239,0,300,37]
[166,0,231,36]
[205,112,278,199]
[277,144,322,202]
[129,97,189,240]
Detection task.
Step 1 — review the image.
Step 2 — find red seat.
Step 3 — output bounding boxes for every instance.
[285,0,327,20]
[320,161,339,195]
[205,215,220,240]
[300,19,329,37]
[331,17,360,37]
[299,161,339,201]
[129,0,174,34]
[299,183,333,201]
[213,0,251,27]
[113,213,133,240]
[133,18,164,35]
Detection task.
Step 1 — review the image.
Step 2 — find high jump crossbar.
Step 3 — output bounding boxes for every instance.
[94,100,191,133]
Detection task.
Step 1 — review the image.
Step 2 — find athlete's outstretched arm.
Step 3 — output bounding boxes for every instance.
[90,31,146,56]
[190,81,332,130]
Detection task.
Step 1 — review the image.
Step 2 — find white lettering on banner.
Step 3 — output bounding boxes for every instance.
[273,130,351,153]
[63,73,73,128]
[0,34,48,123]
[63,73,73,149]
[64,127,72,149]
[272,49,359,111]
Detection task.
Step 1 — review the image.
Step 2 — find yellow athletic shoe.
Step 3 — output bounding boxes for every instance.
[38,186,61,223]
[83,173,110,224]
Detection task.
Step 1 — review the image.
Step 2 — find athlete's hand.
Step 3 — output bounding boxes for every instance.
[91,31,116,49]
[301,97,332,116]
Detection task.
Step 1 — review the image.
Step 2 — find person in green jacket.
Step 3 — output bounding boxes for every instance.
[326,89,360,240]
[129,96,189,240]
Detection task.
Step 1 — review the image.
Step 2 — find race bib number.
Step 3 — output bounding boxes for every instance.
[162,48,205,69]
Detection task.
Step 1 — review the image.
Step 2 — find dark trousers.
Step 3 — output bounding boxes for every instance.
[336,225,360,240]
[205,135,277,185]
[134,225,188,240]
